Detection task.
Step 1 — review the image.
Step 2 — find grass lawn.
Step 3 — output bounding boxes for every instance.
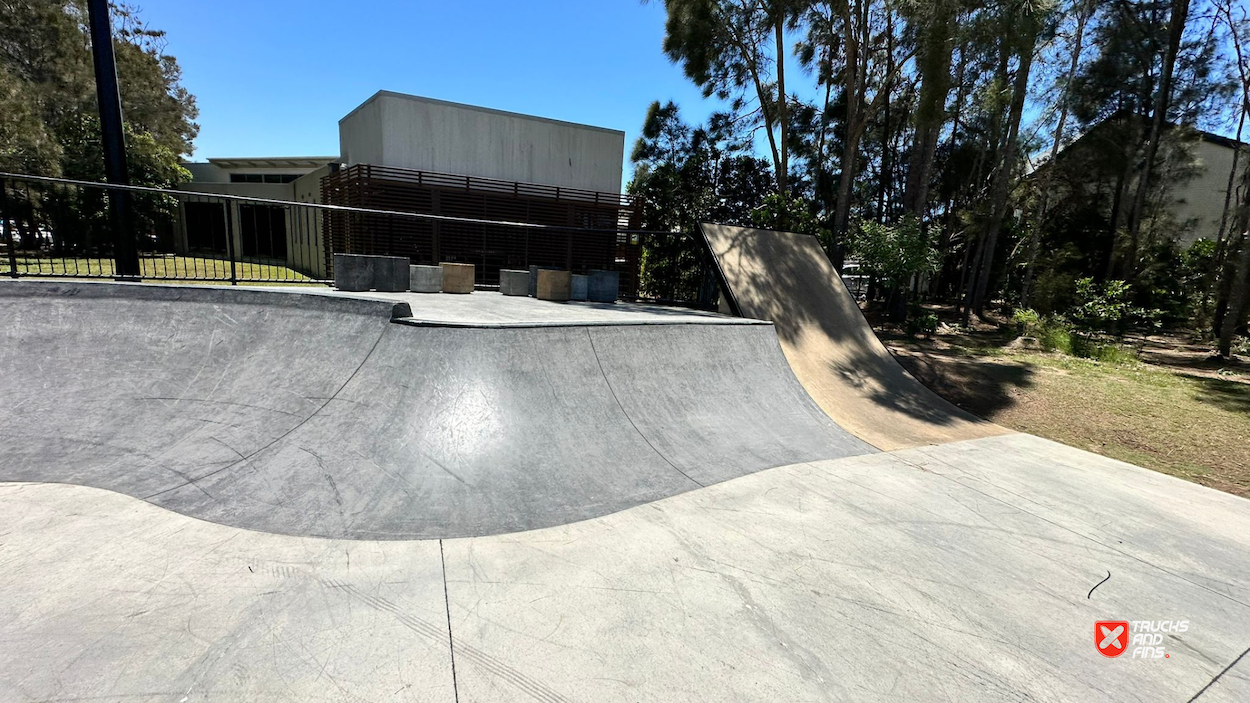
[877,308,1250,498]
[5,255,322,285]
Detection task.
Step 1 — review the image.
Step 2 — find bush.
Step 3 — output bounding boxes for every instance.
[1072,338,1138,364]
[906,312,940,338]
[1012,308,1073,354]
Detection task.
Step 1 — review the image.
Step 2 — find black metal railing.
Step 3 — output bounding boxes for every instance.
[0,172,720,307]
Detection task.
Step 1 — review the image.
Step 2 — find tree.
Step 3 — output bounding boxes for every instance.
[656,0,796,209]
[0,0,197,254]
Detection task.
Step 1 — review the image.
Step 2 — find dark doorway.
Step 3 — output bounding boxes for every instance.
[183,201,228,254]
[239,204,287,259]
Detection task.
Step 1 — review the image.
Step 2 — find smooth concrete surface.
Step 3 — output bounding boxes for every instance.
[411,264,444,293]
[441,262,475,294]
[499,269,529,296]
[571,273,588,301]
[536,269,571,301]
[3,433,1249,701]
[339,288,756,328]
[0,280,870,539]
[701,223,1011,451]
[528,265,559,298]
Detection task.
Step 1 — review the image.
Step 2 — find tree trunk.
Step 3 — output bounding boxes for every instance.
[903,1,955,218]
[972,29,1037,316]
[1124,0,1190,279]
[1022,0,1091,309]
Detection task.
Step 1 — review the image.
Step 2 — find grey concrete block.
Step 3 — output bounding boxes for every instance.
[334,254,374,292]
[410,265,443,293]
[588,269,619,303]
[571,274,588,301]
[499,269,529,296]
[374,256,410,292]
[529,266,561,297]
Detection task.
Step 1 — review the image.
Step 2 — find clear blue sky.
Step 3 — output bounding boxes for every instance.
[135,0,730,189]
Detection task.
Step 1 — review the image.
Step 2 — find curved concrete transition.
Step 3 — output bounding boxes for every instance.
[701,222,1012,450]
[0,281,873,539]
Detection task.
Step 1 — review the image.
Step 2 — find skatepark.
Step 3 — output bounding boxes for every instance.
[2,224,1249,701]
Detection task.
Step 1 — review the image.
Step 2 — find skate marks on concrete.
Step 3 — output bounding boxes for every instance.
[2,433,1248,702]
[0,280,872,539]
[700,223,1011,450]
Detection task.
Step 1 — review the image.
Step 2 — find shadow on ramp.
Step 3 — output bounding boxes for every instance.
[0,281,873,539]
[700,223,1011,450]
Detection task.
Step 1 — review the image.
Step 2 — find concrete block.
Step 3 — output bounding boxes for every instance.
[588,269,619,303]
[333,254,373,292]
[529,266,561,297]
[499,269,529,296]
[536,269,572,302]
[374,256,410,292]
[571,274,588,301]
[410,265,443,293]
[441,262,475,294]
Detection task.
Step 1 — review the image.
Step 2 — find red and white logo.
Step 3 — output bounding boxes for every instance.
[1097,621,1130,657]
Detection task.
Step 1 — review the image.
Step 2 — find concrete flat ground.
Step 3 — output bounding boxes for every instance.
[294,287,754,327]
[2,433,1248,702]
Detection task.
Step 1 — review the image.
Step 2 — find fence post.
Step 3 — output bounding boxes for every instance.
[224,199,238,285]
[1,179,18,278]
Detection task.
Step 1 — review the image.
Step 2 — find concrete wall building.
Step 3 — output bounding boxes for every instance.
[339,92,624,194]
[176,91,627,280]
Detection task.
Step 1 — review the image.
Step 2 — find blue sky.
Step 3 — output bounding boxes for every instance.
[135,0,730,187]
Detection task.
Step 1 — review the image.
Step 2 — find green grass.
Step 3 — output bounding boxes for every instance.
[5,255,323,285]
[900,345,1250,497]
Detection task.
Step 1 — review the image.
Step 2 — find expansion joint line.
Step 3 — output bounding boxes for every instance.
[584,328,704,488]
[439,539,461,703]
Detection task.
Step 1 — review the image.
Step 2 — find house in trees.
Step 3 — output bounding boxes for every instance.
[1034,114,1248,250]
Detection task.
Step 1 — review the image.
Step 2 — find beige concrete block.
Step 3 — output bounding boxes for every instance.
[536,269,571,302]
[440,262,475,294]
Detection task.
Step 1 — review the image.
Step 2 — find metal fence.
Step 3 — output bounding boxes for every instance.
[0,172,720,307]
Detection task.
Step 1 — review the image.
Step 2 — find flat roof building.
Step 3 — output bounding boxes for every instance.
[176,92,630,282]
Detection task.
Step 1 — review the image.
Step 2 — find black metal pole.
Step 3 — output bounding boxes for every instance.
[86,0,139,278]
[1,179,19,278]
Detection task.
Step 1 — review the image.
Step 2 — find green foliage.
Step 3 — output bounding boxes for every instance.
[1069,277,1159,336]
[906,312,940,338]
[628,100,770,300]
[1012,307,1073,354]
[0,1,197,256]
[750,193,832,247]
[849,216,941,288]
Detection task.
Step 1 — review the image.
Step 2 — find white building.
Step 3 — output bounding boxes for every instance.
[177,92,627,279]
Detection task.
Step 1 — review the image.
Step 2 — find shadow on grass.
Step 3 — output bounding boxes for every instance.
[1190,375,1250,415]
[892,351,1036,419]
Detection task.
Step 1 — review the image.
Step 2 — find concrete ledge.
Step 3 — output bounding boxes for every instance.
[334,254,409,292]
[571,274,588,301]
[441,262,475,294]
[334,253,373,292]
[537,270,572,302]
[528,265,561,297]
[588,269,619,303]
[410,265,443,293]
[375,256,410,292]
[499,269,529,296]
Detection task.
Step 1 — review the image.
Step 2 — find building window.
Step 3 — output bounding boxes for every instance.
[229,173,299,184]
[239,204,288,260]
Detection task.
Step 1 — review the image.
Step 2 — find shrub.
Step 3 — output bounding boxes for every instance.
[907,312,940,338]
[1012,308,1072,354]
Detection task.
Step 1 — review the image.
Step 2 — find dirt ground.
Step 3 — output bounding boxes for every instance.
[868,304,1250,498]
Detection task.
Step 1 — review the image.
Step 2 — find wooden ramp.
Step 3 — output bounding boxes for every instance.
[700,223,1010,450]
